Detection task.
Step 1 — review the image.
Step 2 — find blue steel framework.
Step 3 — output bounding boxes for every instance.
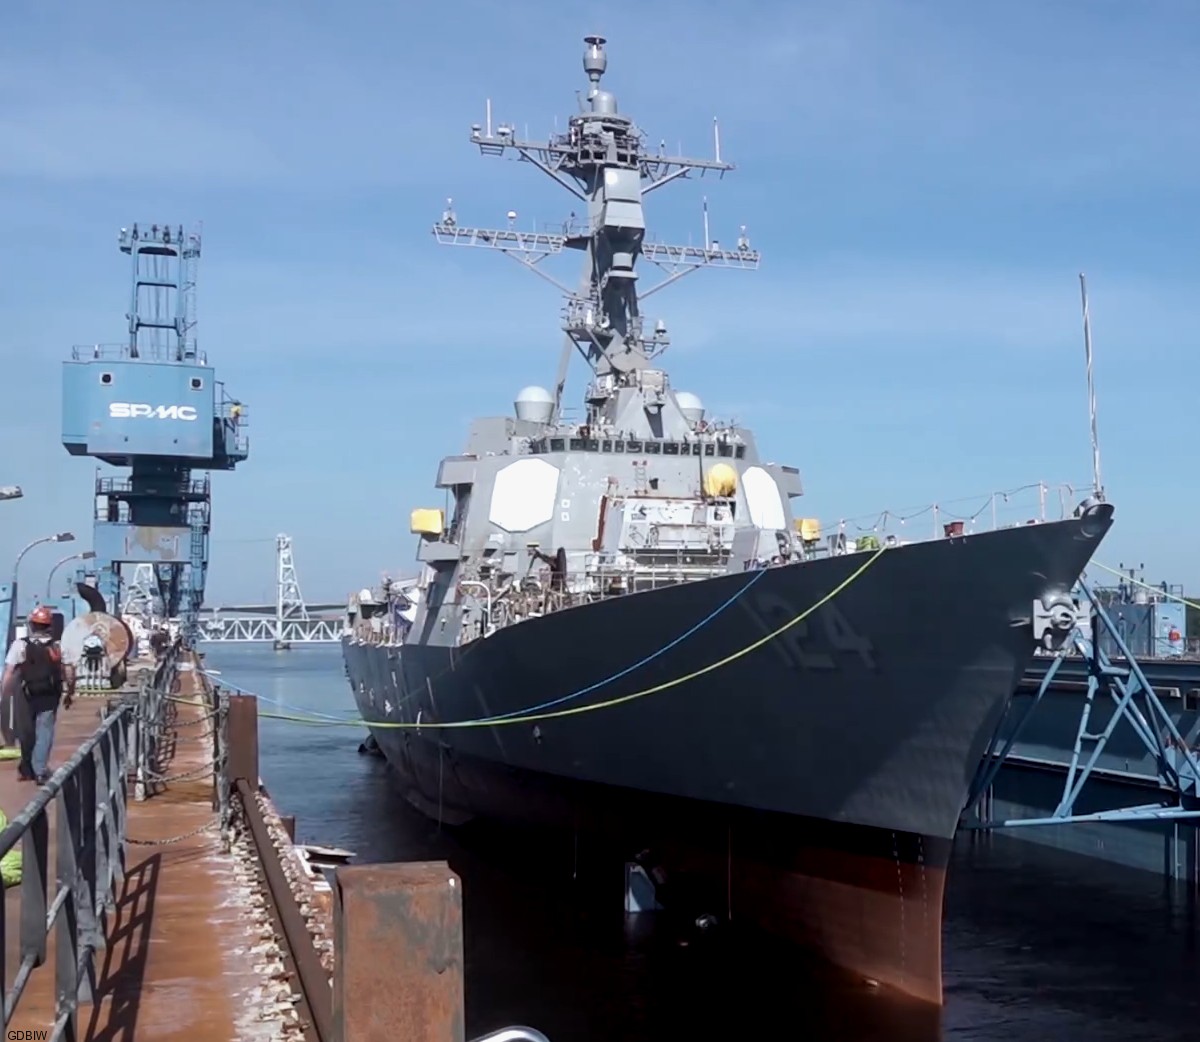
[61,224,249,642]
[963,579,1200,832]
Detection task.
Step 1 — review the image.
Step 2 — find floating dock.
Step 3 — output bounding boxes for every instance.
[0,647,549,1042]
[966,580,1200,885]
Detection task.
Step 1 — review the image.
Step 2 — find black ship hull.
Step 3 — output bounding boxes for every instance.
[344,507,1113,1002]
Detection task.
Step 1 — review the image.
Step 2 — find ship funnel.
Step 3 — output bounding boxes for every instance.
[514,385,554,424]
[675,391,705,427]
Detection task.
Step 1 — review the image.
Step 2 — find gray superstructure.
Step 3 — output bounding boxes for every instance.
[343,35,1114,1005]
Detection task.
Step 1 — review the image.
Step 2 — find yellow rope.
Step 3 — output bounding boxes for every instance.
[262,545,890,730]
[1090,562,1200,613]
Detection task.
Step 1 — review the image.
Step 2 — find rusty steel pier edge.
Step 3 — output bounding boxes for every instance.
[215,682,552,1042]
[0,643,549,1042]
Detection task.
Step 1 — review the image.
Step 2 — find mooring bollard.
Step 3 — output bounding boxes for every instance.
[333,861,465,1042]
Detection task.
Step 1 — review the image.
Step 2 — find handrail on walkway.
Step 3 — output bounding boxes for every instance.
[0,645,550,1041]
[0,642,181,1039]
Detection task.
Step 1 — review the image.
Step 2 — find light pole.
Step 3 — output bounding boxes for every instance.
[7,532,75,646]
[46,550,96,601]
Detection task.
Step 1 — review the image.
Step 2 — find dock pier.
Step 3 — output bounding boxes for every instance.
[0,647,549,1042]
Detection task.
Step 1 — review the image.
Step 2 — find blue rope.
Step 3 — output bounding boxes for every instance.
[475,565,769,722]
[203,670,349,722]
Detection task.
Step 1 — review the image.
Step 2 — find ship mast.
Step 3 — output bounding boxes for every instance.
[432,34,761,424]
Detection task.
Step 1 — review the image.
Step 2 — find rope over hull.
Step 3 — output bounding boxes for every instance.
[344,509,1112,1002]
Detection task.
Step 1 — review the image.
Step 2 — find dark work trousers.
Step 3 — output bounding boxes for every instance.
[13,688,36,779]
[0,689,15,745]
[16,691,60,779]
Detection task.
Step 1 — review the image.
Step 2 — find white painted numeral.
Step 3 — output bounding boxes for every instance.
[821,602,876,670]
[748,591,835,671]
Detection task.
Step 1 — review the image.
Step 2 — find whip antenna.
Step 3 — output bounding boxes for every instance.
[1078,272,1104,501]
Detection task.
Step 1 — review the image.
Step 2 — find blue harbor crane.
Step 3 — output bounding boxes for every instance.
[61,223,249,643]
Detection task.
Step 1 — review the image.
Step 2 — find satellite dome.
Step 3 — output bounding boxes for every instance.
[675,391,705,426]
[514,385,554,424]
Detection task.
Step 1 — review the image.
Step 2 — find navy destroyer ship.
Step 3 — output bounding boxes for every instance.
[343,34,1114,1003]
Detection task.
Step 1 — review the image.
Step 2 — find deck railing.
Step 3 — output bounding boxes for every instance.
[0,704,132,1039]
[0,645,179,1039]
[2,646,547,1040]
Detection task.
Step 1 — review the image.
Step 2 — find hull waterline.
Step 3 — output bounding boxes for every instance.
[344,505,1113,1002]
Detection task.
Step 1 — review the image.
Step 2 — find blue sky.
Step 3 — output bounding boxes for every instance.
[1,0,1197,607]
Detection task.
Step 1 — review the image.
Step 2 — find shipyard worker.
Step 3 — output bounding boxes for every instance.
[0,605,75,784]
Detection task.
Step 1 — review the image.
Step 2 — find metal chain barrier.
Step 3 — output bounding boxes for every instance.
[124,643,227,846]
[140,763,216,785]
[126,821,220,847]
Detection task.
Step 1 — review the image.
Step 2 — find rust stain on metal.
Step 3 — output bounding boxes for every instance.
[0,651,291,1041]
[125,526,189,559]
[226,695,260,788]
[58,610,135,665]
[237,777,333,1041]
[333,862,465,1042]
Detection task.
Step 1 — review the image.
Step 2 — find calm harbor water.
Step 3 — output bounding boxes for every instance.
[201,644,1199,1041]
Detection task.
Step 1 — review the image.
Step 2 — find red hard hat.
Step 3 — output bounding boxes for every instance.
[28,605,53,626]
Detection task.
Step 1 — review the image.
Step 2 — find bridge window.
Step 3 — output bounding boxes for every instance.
[704,444,715,456]
[718,444,733,457]
[735,445,746,459]
[100,372,113,385]
[690,444,702,456]
[550,438,565,451]
[569,438,584,450]
[614,440,626,453]
[646,442,661,454]
[628,440,642,452]
[663,442,680,455]
[601,439,613,452]
[585,438,599,451]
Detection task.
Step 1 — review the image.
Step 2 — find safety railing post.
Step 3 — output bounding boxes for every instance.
[95,727,113,915]
[107,714,127,899]
[54,776,82,1038]
[0,704,135,1032]
[79,746,103,977]
[79,741,98,931]
[210,684,222,813]
[133,672,148,802]
[0,872,6,1015]
[20,809,49,973]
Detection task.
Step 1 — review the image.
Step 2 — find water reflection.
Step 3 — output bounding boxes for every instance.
[205,645,1198,1041]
